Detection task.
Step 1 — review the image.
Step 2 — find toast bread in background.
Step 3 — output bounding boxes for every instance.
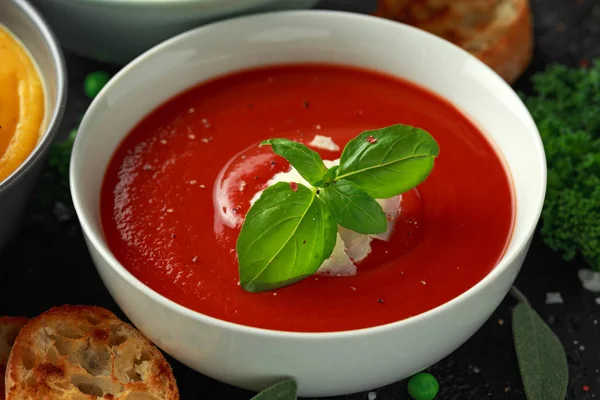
[5,305,179,400]
[374,0,534,84]
[0,318,28,400]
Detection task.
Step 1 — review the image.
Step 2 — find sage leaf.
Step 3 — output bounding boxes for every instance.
[320,180,387,234]
[250,379,297,400]
[512,302,568,400]
[261,138,328,186]
[336,124,439,198]
[237,182,336,292]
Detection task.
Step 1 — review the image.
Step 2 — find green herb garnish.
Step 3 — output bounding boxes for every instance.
[319,179,388,234]
[512,301,568,400]
[236,124,439,292]
[524,60,600,269]
[250,379,297,400]
[336,127,439,198]
[237,182,337,293]
[262,138,328,185]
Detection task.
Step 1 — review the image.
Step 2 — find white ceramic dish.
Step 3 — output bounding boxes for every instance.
[71,10,546,397]
[30,0,320,64]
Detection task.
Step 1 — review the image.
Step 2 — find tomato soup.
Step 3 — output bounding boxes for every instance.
[101,64,514,332]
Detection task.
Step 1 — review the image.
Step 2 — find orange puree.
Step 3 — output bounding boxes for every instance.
[0,25,45,182]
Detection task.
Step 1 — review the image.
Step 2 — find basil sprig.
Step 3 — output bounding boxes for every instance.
[319,179,388,234]
[237,124,439,292]
[237,183,337,293]
[261,138,328,186]
[337,125,440,198]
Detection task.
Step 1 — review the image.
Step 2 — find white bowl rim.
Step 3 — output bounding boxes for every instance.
[74,0,276,8]
[71,9,547,339]
[0,0,67,194]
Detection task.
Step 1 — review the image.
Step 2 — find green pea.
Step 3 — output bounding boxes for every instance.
[84,71,111,99]
[408,372,439,400]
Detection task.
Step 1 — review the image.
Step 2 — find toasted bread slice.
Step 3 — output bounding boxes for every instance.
[374,0,533,84]
[5,305,179,400]
[0,317,28,400]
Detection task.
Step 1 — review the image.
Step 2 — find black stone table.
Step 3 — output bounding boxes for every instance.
[1,0,599,399]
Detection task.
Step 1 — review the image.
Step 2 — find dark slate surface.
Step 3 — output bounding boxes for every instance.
[1,0,599,399]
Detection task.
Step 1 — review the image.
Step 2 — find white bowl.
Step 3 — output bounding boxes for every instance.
[30,0,320,65]
[70,10,546,397]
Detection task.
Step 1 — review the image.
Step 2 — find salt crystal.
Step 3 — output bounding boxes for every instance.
[578,269,600,292]
[545,292,564,304]
[473,366,481,373]
[315,124,321,130]
[53,202,71,222]
[200,184,206,189]
[188,107,195,113]
[421,281,427,285]
[368,392,377,400]
[188,134,196,139]
[189,180,197,185]
[160,139,167,144]
[595,297,600,305]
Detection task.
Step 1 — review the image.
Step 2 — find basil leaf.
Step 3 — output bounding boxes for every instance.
[314,165,339,187]
[512,302,568,400]
[250,379,297,400]
[336,124,439,198]
[320,180,387,234]
[261,138,328,186]
[237,182,336,292]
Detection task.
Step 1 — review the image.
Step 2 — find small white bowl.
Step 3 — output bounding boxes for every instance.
[71,11,546,397]
[30,0,319,65]
[0,0,67,250]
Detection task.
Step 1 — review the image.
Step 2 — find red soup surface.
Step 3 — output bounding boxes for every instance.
[101,64,514,332]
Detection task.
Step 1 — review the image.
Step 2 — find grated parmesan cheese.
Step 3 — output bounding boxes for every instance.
[309,135,340,151]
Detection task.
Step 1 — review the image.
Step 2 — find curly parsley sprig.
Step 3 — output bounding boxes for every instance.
[524,59,600,269]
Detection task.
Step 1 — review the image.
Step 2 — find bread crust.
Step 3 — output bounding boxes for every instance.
[0,317,28,400]
[5,306,179,400]
[374,0,533,84]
